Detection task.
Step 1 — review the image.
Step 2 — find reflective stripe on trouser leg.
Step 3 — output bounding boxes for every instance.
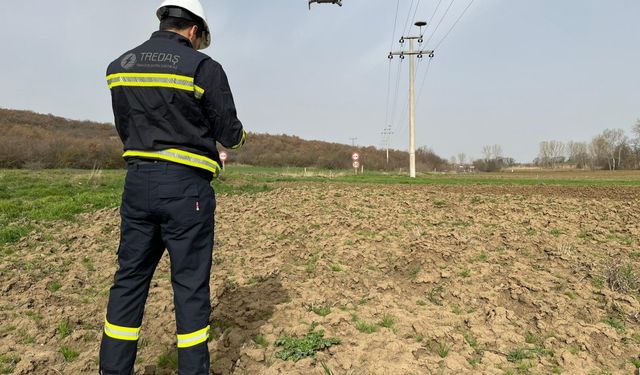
[177,326,210,348]
[104,319,141,341]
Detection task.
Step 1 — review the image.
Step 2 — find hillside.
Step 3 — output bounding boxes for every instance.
[0,108,448,171]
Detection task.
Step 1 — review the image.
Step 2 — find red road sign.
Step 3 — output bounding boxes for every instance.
[353,161,360,169]
[219,151,228,161]
[352,152,360,161]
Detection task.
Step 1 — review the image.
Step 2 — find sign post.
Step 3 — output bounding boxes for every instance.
[351,153,360,175]
[219,151,228,171]
[352,160,360,175]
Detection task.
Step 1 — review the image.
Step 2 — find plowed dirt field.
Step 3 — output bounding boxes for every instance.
[1,182,640,374]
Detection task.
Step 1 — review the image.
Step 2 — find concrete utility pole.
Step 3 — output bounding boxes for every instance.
[381,126,393,164]
[388,21,434,178]
[349,137,358,147]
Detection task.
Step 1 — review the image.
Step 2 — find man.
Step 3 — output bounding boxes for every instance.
[100,1,245,373]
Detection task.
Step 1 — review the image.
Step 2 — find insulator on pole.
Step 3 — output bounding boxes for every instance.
[399,37,404,44]
[417,54,423,59]
[429,52,435,58]
[388,53,393,59]
[418,38,423,44]
[399,53,405,60]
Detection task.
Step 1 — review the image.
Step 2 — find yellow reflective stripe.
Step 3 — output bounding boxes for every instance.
[194,85,205,99]
[108,81,194,91]
[176,326,210,348]
[123,149,221,177]
[230,130,247,150]
[106,73,194,82]
[104,319,140,341]
[106,73,203,99]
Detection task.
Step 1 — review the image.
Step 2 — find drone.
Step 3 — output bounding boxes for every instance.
[308,0,342,10]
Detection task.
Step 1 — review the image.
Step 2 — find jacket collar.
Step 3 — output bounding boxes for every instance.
[150,31,194,49]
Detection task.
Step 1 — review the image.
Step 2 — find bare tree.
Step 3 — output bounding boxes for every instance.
[457,152,466,166]
[537,141,565,168]
[567,141,590,169]
[590,134,610,170]
[482,145,492,162]
[602,129,626,170]
[490,144,503,160]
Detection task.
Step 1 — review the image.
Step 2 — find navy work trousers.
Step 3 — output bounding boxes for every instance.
[100,161,215,375]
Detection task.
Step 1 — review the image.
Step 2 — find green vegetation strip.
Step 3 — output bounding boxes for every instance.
[2,166,638,247]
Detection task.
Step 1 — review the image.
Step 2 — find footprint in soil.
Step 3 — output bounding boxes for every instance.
[143,275,288,375]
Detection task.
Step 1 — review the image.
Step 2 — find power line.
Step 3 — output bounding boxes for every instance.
[389,59,404,131]
[401,0,416,37]
[428,0,445,26]
[424,0,456,47]
[434,0,475,50]
[416,57,434,102]
[385,0,402,129]
[408,0,423,35]
[389,0,401,50]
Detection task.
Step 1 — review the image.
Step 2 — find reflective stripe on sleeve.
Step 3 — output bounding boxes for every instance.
[106,73,205,99]
[123,148,221,177]
[176,326,210,348]
[104,319,141,341]
[230,130,247,150]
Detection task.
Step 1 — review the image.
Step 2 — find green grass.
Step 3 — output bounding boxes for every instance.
[274,326,340,362]
[604,317,626,333]
[0,354,20,374]
[355,319,379,334]
[157,350,179,370]
[311,305,332,317]
[379,313,395,329]
[0,170,124,246]
[254,334,269,348]
[46,281,62,292]
[59,346,79,362]
[58,320,71,338]
[3,167,639,248]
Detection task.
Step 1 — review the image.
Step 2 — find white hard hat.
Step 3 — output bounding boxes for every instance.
[157,0,211,50]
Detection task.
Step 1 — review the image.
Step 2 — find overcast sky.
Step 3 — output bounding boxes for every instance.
[1,1,638,162]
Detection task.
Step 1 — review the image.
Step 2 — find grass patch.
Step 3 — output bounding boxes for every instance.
[436,342,449,358]
[329,263,342,272]
[603,317,625,333]
[275,325,340,362]
[408,265,421,279]
[59,347,79,362]
[254,334,269,348]
[428,284,444,306]
[311,305,332,317]
[379,313,395,329]
[82,257,95,272]
[0,354,20,374]
[58,320,71,338]
[355,319,379,334]
[433,199,447,208]
[157,350,179,370]
[507,347,534,362]
[47,281,62,292]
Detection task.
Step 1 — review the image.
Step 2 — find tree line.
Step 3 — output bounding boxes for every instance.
[0,108,449,171]
[534,122,640,170]
[2,108,638,172]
